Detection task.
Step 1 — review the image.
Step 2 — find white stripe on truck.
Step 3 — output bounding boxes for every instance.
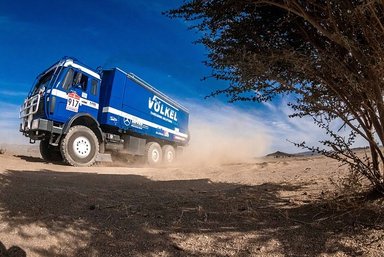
[51,89,99,110]
[102,106,188,139]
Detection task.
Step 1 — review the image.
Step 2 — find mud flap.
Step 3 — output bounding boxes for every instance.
[96,153,112,162]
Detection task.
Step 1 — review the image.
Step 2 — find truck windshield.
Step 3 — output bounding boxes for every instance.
[31,69,55,95]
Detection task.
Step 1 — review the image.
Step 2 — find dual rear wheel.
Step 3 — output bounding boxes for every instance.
[145,142,176,166]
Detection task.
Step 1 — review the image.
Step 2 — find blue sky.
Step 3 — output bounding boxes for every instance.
[0,0,334,154]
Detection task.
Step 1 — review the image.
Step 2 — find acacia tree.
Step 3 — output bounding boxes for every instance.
[166,0,384,192]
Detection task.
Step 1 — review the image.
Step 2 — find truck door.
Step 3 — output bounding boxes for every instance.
[50,68,99,123]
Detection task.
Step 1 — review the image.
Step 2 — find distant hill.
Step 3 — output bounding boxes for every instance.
[266,146,371,159]
[266,151,296,158]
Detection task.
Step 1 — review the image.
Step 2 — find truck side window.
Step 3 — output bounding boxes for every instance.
[91,79,98,95]
[72,71,88,91]
[62,69,74,90]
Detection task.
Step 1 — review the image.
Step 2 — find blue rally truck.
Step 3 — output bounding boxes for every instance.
[20,57,189,166]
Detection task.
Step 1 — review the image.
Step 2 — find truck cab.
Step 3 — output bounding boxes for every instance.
[21,58,101,130]
[20,57,103,166]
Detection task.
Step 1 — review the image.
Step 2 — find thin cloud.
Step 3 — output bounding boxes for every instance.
[0,79,30,98]
[0,89,28,97]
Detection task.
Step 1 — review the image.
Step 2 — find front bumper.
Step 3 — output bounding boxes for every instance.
[20,118,63,140]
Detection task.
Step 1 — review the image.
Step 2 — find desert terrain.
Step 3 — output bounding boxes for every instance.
[0,146,383,257]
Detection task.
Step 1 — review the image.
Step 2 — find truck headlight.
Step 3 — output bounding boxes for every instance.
[31,119,39,130]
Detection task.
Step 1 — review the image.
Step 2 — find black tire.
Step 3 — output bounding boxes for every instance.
[39,139,63,163]
[162,145,176,164]
[60,125,99,167]
[145,142,162,166]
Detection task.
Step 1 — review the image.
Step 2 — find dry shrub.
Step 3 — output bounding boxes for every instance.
[329,169,366,198]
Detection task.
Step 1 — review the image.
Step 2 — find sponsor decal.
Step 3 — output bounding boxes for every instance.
[66,92,80,112]
[124,117,148,130]
[156,129,170,138]
[89,101,97,108]
[132,120,148,130]
[148,95,178,123]
[123,118,131,126]
[110,116,118,125]
[174,135,186,141]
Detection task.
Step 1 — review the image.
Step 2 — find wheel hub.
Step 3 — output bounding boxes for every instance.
[73,136,91,158]
[152,149,160,162]
[166,151,174,162]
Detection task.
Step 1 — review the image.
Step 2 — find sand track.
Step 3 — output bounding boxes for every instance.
[0,149,383,256]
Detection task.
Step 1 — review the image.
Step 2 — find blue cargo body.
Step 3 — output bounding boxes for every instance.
[19,57,190,167]
[99,68,189,144]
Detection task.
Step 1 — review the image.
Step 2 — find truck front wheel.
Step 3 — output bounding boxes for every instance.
[60,125,99,167]
[40,139,63,163]
[145,142,162,166]
[162,145,176,164]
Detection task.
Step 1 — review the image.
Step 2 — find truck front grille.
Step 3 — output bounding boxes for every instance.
[20,94,42,131]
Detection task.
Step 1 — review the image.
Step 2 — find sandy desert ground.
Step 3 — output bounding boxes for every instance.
[0,146,383,257]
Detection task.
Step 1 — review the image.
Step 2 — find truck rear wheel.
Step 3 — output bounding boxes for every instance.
[145,142,162,166]
[39,139,63,163]
[60,125,99,167]
[162,145,176,164]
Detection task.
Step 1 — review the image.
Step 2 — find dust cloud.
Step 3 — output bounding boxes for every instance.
[179,103,271,166]
[0,102,29,146]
